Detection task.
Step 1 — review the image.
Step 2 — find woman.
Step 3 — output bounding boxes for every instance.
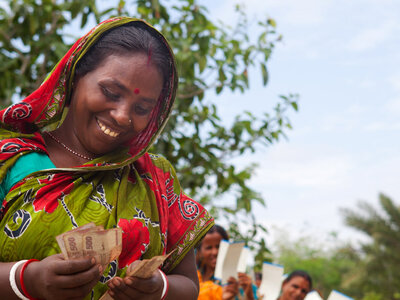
[0,17,213,299]
[196,225,257,300]
[277,270,312,300]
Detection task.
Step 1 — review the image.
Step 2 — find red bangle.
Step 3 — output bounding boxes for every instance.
[19,259,40,300]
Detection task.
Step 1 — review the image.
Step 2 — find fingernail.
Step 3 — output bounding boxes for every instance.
[91,257,96,265]
[98,265,103,273]
[126,278,133,285]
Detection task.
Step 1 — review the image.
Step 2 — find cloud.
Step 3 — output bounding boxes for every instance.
[250,144,353,188]
[388,74,400,92]
[346,20,398,52]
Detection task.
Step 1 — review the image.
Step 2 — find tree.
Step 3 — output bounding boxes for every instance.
[341,194,400,300]
[0,0,298,252]
[271,229,361,298]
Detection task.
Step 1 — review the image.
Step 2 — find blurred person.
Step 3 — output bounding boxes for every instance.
[277,270,312,300]
[196,225,258,300]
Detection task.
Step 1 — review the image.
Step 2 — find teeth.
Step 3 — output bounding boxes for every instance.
[97,119,120,138]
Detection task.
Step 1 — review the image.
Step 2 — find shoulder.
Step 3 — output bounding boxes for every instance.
[146,153,174,171]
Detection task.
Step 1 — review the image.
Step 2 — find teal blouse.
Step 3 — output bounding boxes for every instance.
[0,152,55,204]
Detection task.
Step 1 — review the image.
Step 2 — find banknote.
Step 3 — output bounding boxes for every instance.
[99,252,172,300]
[56,223,122,267]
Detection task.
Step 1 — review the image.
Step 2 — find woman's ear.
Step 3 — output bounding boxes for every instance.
[67,75,80,106]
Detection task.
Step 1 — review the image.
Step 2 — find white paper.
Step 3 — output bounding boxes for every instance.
[305,290,324,300]
[327,290,353,300]
[258,262,284,300]
[214,240,245,284]
[237,246,250,273]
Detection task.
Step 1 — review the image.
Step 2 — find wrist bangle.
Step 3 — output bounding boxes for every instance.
[9,260,29,300]
[20,259,40,300]
[158,269,169,300]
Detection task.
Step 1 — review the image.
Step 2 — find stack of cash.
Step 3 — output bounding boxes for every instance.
[57,223,172,300]
[56,222,123,269]
[98,253,172,300]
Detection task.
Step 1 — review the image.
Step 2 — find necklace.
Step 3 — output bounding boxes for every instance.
[46,132,94,161]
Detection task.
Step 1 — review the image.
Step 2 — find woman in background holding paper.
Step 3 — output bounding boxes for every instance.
[0,17,213,299]
[277,270,312,300]
[196,225,258,300]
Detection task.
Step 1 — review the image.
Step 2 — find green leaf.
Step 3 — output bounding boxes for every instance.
[261,63,268,85]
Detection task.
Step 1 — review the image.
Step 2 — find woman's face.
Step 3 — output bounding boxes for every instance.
[64,53,164,155]
[280,276,311,300]
[198,232,224,270]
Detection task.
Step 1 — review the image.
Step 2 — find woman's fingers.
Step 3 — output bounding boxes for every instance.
[27,254,102,299]
[53,257,98,275]
[55,262,102,288]
[108,272,163,300]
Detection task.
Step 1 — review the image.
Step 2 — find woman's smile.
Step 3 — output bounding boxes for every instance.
[58,53,163,156]
[96,118,121,138]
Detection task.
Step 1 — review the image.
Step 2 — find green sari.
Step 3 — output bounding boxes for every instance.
[0,17,213,299]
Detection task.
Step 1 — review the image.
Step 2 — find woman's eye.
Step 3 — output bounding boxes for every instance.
[135,105,151,116]
[101,86,120,101]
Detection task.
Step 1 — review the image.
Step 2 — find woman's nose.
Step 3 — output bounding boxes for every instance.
[110,105,131,127]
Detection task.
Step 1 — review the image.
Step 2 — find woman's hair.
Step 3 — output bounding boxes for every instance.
[284,270,313,290]
[205,224,229,242]
[196,224,228,251]
[74,22,172,84]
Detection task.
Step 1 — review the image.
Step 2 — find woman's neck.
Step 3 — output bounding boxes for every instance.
[43,130,94,167]
[202,266,215,282]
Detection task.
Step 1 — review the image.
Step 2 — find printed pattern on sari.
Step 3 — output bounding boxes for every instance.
[0,134,213,299]
[0,17,213,299]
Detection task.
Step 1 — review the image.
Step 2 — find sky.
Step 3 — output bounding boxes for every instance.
[3,0,398,249]
[198,0,400,248]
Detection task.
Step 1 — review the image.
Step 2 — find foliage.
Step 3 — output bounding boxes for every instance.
[271,229,361,298]
[0,0,298,246]
[341,193,400,300]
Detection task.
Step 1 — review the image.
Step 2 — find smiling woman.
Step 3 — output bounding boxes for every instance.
[48,53,164,166]
[278,270,312,300]
[0,17,213,300]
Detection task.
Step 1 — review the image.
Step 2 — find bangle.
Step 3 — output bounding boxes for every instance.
[158,269,169,300]
[19,259,39,300]
[9,260,29,300]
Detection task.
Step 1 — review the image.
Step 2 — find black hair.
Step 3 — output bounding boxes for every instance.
[196,224,229,251]
[202,224,229,245]
[284,270,313,290]
[74,22,171,84]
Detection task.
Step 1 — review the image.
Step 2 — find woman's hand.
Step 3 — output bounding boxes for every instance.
[24,254,103,300]
[107,270,164,300]
[222,276,239,300]
[238,272,254,300]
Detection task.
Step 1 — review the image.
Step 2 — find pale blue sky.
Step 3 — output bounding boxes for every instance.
[4,0,399,247]
[199,0,400,245]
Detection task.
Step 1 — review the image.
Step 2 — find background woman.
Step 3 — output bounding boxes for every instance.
[0,17,213,299]
[277,270,312,300]
[196,225,257,300]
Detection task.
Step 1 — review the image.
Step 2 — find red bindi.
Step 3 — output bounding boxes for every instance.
[134,88,140,94]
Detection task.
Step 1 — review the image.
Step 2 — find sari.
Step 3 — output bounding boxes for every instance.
[198,270,223,300]
[0,17,214,299]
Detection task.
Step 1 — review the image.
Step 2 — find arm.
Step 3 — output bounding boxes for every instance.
[108,248,199,300]
[164,248,199,299]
